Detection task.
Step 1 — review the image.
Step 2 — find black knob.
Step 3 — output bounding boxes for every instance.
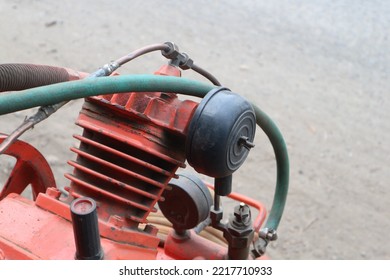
[70,197,104,260]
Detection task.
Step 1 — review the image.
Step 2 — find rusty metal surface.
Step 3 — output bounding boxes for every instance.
[66,65,198,229]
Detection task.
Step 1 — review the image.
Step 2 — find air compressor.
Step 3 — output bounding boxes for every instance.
[0,42,289,260]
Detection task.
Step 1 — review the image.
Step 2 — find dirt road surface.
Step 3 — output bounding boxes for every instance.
[1,0,389,259]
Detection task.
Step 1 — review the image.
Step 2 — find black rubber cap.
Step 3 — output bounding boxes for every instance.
[186,87,256,178]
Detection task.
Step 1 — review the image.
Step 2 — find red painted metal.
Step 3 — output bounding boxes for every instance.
[0,167,267,260]
[0,135,56,200]
[0,193,158,260]
[0,189,265,260]
[162,230,228,260]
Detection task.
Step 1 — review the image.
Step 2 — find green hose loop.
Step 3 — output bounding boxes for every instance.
[252,105,289,231]
[0,74,289,232]
[0,75,214,115]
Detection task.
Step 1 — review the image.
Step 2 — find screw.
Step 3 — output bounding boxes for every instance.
[239,136,255,150]
[233,203,251,225]
[259,228,278,241]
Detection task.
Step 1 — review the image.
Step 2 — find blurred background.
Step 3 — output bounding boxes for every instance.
[0,0,389,259]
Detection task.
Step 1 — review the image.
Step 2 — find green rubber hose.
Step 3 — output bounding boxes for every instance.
[0,75,214,115]
[0,74,289,231]
[252,105,289,231]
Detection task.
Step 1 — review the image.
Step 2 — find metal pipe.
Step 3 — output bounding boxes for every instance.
[0,102,67,154]
[114,43,170,66]
[191,64,221,86]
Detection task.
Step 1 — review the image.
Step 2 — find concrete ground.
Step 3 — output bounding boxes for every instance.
[0,0,389,259]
